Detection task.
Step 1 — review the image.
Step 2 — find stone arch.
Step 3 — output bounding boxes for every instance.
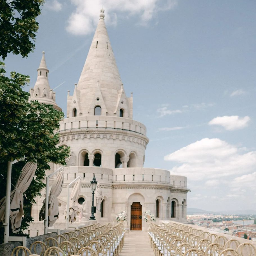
[79,149,90,166]
[128,193,145,230]
[127,151,137,168]
[115,149,127,168]
[155,196,163,219]
[94,105,101,115]
[171,198,179,219]
[72,108,77,117]
[92,149,103,167]
[120,108,124,117]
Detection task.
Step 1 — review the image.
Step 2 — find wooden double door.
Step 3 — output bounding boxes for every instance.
[130,202,142,230]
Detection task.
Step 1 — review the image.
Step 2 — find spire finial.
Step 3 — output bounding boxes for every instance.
[100,8,105,19]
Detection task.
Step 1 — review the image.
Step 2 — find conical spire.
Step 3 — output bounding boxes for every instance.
[29,51,61,111]
[76,9,128,116]
[39,51,48,70]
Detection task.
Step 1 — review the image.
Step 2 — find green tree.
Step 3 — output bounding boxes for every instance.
[0,0,43,59]
[244,233,248,239]
[0,63,69,238]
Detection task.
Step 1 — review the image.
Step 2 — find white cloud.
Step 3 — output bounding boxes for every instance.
[209,116,250,131]
[157,106,182,117]
[205,179,220,187]
[231,172,256,191]
[191,103,214,110]
[66,0,177,35]
[230,89,246,97]
[44,0,62,12]
[165,138,256,181]
[158,126,184,131]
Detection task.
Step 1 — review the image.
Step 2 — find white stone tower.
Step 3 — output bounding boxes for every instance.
[29,51,61,111]
[30,10,189,233]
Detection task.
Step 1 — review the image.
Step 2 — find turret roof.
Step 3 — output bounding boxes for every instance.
[76,9,128,116]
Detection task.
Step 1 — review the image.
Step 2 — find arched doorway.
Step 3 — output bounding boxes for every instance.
[130,202,142,230]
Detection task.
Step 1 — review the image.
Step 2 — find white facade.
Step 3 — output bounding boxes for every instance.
[30,10,189,232]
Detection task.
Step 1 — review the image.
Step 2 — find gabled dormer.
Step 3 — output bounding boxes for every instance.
[114,84,130,118]
[67,84,81,118]
[88,81,108,116]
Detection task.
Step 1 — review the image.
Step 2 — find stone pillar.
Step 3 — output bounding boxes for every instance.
[177,203,182,221]
[121,156,129,168]
[89,154,94,166]
[162,201,167,219]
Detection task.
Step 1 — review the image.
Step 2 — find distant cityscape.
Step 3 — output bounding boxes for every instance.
[187,208,256,241]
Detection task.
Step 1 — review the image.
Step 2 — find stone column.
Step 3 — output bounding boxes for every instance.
[89,154,94,166]
[121,156,129,168]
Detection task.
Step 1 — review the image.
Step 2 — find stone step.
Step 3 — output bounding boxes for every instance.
[119,231,155,256]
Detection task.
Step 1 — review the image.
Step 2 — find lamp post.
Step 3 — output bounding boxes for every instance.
[90,173,97,220]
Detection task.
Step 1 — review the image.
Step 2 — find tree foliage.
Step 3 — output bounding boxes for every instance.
[0,0,44,59]
[0,62,69,237]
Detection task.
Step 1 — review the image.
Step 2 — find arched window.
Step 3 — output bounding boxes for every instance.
[100,199,104,217]
[93,153,101,167]
[83,153,89,166]
[120,109,124,117]
[94,106,101,115]
[127,152,136,167]
[115,153,122,168]
[171,201,176,218]
[156,199,160,218]
[73,108,77,117]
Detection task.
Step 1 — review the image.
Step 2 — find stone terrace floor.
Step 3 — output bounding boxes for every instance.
[120,231,154,256]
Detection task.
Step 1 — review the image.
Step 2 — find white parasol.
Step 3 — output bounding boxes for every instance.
[0,162,37,233]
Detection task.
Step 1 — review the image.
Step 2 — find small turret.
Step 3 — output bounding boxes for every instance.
[29,51,62,111]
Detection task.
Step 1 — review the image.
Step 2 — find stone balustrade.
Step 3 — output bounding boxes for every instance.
[59,116,147,137]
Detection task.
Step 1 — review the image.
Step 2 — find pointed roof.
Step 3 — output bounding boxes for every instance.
[38,51,48,70]
[76,9,128,116]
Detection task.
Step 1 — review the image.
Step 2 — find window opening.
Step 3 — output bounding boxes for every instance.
[73,108,77,117]
[100,200,104,217]
[96,41,98,48]
[83,173,85,178]
[120,109,124,117]
[123,175,125,181]
[40,71,41,76]
[133,175,135,181]
[152,175,154,181]
[94,106,101,115]
[171,201,176,218]
[46,72,47,77]
[84,153,89,166]
[156,199,160,218]
[93,153,101,167]
[142,174,144,181]
[101,174,103,179]
[97,97,99,101]
[96,120,98,127]
[115,153,122,168]
[78,197,85,205]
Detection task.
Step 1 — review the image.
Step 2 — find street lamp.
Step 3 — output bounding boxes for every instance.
[90,173,97,220]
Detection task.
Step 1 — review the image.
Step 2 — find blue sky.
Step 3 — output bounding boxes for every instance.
[4,0,256,212]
